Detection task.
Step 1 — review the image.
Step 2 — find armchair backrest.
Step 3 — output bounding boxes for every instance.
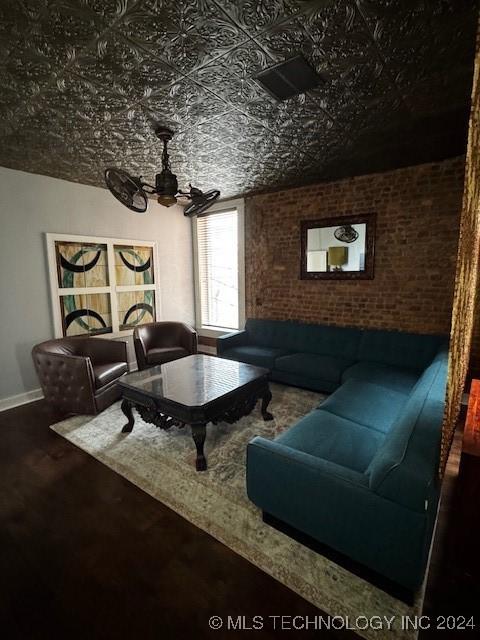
[32,337,126,363]
[133,321,197,370]
[134,322,196,350]
[33,337,85,357]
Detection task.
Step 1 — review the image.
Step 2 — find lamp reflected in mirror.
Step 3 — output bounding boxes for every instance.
[328,246,348,271]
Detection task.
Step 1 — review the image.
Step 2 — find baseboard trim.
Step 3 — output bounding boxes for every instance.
[0,362,138,413]
[0,388,44,412]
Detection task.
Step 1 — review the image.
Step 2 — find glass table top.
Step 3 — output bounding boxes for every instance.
[118,354,268,406]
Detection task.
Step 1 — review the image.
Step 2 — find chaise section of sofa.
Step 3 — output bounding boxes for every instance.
[246,341,448,591]
[219,318,448,591]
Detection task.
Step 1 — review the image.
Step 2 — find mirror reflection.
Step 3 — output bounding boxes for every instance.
[300,214,375,280]
[306,223,367,273]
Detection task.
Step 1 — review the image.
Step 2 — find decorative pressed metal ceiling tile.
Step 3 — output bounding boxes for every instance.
[213,0,298,35]
[0,0,476,196]
[144,77,229,131]
[126,0,250,74]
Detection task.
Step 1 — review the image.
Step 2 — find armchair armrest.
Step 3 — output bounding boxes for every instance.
[216,330,248,355]
[133,332,148,371]
[32,349,97,415]
[83,338,128,365]
[178,323,198,354]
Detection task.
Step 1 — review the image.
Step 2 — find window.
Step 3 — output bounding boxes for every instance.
[47,234,158,338]
[193,199,245,335]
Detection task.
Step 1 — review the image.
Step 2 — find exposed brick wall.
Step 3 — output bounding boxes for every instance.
[245,157,465,337]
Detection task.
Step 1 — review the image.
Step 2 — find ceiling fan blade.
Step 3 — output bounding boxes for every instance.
[104,167,148,214]
[183,189,220,217]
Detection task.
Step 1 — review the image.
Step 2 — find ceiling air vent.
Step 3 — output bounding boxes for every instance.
[254,55,323,101]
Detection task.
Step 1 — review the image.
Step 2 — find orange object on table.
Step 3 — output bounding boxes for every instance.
[463,378,480,456]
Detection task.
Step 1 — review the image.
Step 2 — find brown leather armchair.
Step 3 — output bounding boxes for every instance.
[133,321,197,370]
[32,337,128,415]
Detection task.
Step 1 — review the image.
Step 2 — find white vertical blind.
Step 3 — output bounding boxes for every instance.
[196,209,239,330]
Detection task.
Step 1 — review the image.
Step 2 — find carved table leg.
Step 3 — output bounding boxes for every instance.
[191,423,207,471]
[261,386,274,421]
[121,399,135,433]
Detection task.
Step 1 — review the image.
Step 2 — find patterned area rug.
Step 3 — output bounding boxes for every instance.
[51,383,423,640]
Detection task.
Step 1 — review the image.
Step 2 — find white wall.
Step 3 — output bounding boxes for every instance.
[0,166,195,402]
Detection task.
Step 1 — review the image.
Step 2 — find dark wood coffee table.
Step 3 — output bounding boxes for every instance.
[117,354,273,471]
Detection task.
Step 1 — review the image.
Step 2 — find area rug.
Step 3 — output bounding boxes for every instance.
[51,383,424,640]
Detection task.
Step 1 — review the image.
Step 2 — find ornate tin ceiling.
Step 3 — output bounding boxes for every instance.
[0,0,477,197]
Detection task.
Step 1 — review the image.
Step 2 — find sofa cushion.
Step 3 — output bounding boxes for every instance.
[222,345,288,369]
[341,361,420,394]
[275,410,385,473]
[358,329,445,370]
[93,362,128,389]
[319,379,409,434]
[294,324,362,359]
[244,319,362,358]
[271,369,338,393]
[245,319,296,349]
[275,352,353,384]
[146,347,188,365]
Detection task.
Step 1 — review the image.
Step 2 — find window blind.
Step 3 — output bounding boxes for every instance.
[196,209,239,330]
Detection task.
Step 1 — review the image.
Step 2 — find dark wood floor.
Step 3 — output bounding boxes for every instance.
[0,400,478,639]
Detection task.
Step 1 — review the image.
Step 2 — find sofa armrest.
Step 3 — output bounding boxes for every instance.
[216,330,248,355]
[248,436,366,488]
[246,436,430,589]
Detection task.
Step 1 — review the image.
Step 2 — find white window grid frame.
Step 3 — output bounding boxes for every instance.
[46,232,161,339]
[192,198,245,338]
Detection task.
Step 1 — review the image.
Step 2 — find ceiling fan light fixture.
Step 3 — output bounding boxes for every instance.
[157,194,177,207]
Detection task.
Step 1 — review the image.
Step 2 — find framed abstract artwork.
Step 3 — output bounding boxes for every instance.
[46,233,158,338]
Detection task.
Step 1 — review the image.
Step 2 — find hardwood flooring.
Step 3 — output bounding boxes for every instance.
[0,400,478,639]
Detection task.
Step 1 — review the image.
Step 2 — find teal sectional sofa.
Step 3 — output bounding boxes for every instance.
[217,319,448,591]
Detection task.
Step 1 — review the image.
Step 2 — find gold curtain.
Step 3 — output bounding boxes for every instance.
[440,25,480,475]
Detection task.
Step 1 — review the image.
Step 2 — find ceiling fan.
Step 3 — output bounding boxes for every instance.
[104,126,220,217]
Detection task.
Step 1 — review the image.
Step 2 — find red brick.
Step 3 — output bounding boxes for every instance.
[245,157,465,337]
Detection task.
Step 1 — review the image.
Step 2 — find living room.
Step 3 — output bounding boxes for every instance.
[1,1,479,638]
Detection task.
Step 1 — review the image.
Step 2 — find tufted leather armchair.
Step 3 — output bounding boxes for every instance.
[133,321,197,371]
[32,337,128,415]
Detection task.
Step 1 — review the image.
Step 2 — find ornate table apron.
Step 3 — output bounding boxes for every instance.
[119,375,273,471]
